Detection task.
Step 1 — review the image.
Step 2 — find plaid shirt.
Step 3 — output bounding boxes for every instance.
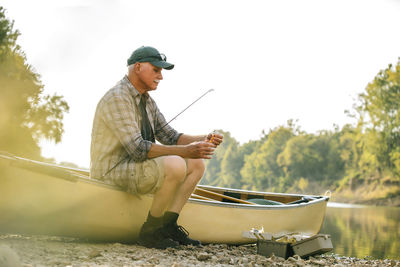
[90,75,181,181]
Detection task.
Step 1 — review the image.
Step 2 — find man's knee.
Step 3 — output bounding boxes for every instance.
[188,159,205,175]
[163,156,187,183]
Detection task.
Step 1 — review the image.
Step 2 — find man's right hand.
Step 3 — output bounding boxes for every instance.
[183,141,216,159]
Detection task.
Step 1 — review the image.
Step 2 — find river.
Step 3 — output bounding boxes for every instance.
[320,202,400,260]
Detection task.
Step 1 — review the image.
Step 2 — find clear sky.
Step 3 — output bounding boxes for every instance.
[2,0,400,168]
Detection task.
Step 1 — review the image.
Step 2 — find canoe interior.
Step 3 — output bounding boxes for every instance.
[193,186,303,204]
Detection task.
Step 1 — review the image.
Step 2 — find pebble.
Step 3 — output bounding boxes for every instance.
[88,249,102,258]
[0,244,22,267]
[0,235,399,267]
[196,252,210,261]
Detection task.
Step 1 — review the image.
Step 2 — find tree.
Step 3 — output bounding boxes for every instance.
[355,59,400,178]
[218,143,242,188]
[241,124,295,191]
[278,130,345,192]
[0,7,69,159]
[201,130,238,185]
[202,130,261,188]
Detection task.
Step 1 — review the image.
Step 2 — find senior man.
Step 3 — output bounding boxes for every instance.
[90,46,223,249]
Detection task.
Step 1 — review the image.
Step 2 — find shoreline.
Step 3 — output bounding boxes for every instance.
[330,195,400,207]
[1,235,399,267]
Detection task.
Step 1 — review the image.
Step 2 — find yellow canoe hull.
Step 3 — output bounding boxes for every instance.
[0,154,328,244]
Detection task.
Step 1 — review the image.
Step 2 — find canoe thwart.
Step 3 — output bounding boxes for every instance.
[194,187,257,205]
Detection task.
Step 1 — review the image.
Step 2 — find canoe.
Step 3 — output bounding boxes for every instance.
[0,152,329,244]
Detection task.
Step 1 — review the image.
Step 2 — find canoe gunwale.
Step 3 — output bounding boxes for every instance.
[187,195,329,210]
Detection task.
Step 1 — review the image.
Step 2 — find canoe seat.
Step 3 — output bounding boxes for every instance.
[247,199,284,205]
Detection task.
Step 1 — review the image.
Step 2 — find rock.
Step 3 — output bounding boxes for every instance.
[147,257,160,265]
[270,253,285,262]
[176,250,187,256]
[287,255,306,266]
[88,249,102,258]
[196,252,211,261]
[217,256,232,264]
[0,245,22,267]
[292,255,302,261]
[310,259,326,265]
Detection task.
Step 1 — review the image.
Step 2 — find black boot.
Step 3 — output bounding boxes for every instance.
[138,212,179,249]
[162,211,201,246]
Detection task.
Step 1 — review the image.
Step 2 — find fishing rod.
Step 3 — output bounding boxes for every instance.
[159,88,214,130]
[102,88,215,178]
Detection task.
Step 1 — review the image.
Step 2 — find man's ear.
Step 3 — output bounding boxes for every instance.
[134,62,141,73]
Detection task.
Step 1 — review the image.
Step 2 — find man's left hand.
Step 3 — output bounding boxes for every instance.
[206,132,223,146]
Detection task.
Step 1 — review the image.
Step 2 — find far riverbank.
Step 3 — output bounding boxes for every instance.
[331,182,400,207]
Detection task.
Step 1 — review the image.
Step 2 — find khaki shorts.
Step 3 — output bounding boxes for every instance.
[131,156,166,195]
[106,156,166,195]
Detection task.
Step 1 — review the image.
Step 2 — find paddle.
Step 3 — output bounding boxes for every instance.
[194,187,256,205]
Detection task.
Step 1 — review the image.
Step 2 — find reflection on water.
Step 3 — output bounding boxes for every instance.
[320,203,400,260]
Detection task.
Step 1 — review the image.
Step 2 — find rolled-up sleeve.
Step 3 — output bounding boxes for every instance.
[102,94,151,162]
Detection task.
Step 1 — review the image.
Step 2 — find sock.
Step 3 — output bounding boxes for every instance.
[163,211,179,226]
[146,211,163,228]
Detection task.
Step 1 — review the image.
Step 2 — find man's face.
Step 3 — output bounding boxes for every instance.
[136,62,163,92]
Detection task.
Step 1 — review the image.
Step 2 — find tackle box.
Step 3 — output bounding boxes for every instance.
[291,234,333,258]
[256,240,293,259]
[243,230,333,259]
[255,234,333,259]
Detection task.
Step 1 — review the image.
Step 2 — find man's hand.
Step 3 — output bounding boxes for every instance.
[148,133,223,160]
[183,141,216,159]
[206,132,223,146]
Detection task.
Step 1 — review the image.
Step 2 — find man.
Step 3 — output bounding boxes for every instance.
[90,46,223,249]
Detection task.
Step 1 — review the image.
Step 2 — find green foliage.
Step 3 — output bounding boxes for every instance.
[202,130,265,188]
[279,130,345,187]
[219,144,242,188]
[241,124,295,191]
[202,130,239,186]
[352,59,400,179]
[0,7,69,159]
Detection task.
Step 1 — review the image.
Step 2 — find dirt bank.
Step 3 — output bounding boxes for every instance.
[331,177,400,207]
[0,235,399,267]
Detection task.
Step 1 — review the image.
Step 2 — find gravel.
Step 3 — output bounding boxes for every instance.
[1,234,399,267]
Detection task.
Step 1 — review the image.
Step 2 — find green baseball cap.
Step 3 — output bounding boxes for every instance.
[127,46,174,70]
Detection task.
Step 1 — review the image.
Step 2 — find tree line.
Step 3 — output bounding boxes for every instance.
[203,60,400,195]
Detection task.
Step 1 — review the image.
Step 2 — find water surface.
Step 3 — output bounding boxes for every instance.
[320,203,400,259]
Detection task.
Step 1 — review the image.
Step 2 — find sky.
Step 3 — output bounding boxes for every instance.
[2,0,400,168]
